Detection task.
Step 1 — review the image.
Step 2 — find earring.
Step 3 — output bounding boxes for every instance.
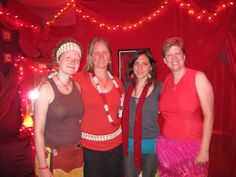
[148,73,151,79]
[163,59,167,64]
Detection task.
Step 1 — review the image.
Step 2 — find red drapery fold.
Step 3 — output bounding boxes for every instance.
[226,26,236,89]
[0,70,19,121]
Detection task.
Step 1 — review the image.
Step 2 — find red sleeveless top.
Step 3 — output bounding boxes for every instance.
[76,72,123,150]
[159,68,203,140]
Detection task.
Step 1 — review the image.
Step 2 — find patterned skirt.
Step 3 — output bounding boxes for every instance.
[35,145,83,177]
[156,136,208,177]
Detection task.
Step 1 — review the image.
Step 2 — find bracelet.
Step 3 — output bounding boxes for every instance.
[39,165,48,170]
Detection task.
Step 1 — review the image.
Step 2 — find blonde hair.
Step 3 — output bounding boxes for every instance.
[84,38,112,72]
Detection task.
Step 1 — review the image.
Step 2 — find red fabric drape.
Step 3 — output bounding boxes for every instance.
[0,70,19,121]
[0,136,34,176]
[226,25,236,89]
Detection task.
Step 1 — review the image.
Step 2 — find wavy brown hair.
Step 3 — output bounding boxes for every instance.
[128,49,156,81]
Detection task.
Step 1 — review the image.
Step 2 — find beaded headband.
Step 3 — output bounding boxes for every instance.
[55,42,82,62]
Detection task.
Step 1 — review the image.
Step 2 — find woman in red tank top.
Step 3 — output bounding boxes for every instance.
[156,37,214,177]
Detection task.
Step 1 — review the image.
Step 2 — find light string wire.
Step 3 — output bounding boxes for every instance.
[0,0,234,31]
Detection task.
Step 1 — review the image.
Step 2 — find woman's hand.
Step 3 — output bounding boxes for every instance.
[195,149,209,165]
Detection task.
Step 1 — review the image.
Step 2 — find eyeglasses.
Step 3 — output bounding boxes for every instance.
[165,52,183,59]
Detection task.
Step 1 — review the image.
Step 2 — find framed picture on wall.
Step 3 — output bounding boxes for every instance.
[118,48,150,84]
[3,52,13,64]
[1,30,12,42]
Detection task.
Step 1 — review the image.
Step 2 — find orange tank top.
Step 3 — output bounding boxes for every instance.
[159,68,203,140]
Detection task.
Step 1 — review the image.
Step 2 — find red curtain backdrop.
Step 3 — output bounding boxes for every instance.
[1,0,236,176]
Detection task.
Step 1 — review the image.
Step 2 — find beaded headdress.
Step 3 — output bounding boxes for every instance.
[55,42,82,62]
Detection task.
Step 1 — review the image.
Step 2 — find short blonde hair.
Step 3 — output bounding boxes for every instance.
[162,37,185,58]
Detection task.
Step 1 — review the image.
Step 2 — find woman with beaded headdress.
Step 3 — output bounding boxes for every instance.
[76,37,124,177]
[34,39,84,177]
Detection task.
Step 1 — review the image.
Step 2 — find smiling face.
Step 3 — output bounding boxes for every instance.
[91,41,111,70]
[163,45,186,72]
[58,50,81,75]
[133,54,152,80]
[162,37,186,73]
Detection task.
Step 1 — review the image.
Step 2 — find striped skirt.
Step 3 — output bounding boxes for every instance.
[156,136,208,177]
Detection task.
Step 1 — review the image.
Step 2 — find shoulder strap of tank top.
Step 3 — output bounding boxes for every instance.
[47,78,60,95]
[70,80,81,96]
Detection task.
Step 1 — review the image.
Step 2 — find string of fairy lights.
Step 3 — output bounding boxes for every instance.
[0,0,234,31]
[13,56,52,135]
[1,0,235,133]
[13,56,32,134]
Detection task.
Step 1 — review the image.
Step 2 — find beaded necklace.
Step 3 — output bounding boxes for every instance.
[91,71,124,125]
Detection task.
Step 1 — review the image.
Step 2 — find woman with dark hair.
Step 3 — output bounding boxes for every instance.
[122,49,162,177]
